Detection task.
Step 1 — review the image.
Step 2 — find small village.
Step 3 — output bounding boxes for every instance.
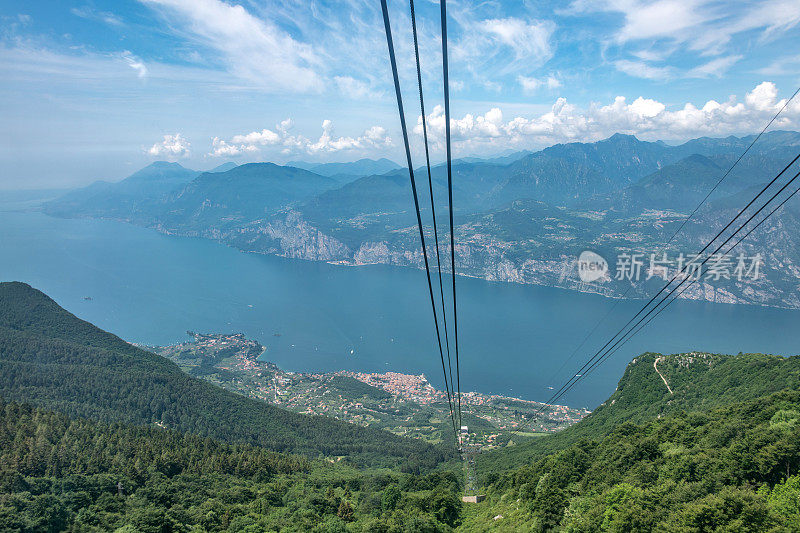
[145,332,590,447]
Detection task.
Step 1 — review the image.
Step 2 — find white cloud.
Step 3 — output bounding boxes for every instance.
[614,59,673,80]
[451,13,556,89]
[207,83,799,160]
[147,133,191,158]
[630,47,673,62]
[231,128,280,146]
[71,6,124,27]
[518,75,562,94]
[120,51,147,78]
[140,0,322,92]
[745,81,781,111]
[547,77,563,90]
[413,82,799,154]
[615,0,709,43]
[481,18,554,62]
[569,0,800,58]
[687,55,742,78]
[689,0,800,55]
[755,54,800,76]
[333,76,381,100]
[617,54,740,82]
[209,120,392,157]
[518,76,543,93]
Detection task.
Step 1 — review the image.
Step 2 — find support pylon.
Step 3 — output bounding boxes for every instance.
[459,426,485,503]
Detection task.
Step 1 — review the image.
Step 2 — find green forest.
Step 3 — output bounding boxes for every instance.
[466,390,800,531]
[0,282,449,472]
[2,281,800,531]
[0,399,463,532]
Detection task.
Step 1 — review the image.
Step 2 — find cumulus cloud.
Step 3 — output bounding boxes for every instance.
[140,0,322,92]
[147,133,191,158]
[209,119,392,157]
[414,82,800,154]
[201,83,797,161]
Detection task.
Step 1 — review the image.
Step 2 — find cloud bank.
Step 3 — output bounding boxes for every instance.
[209,120,392,157]
[414,82,800,153]
[164,82,800,161]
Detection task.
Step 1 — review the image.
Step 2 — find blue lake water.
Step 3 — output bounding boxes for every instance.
[2,199,799,409]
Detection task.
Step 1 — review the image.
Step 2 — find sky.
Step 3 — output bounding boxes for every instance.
[1,0,800,188]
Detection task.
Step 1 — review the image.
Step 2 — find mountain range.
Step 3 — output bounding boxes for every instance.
[287,157,402,181]
[43,132,800,308]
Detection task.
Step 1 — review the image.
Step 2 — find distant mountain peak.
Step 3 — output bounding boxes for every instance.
[209,162,238,173]
[603,132,641,143]
[148,161,188,169]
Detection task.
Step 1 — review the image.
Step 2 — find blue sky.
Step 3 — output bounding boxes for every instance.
[1,0,800,188]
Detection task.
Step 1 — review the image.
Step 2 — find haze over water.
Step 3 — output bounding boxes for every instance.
[3,199,799,409]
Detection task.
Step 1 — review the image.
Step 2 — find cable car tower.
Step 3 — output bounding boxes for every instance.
[460,426,485,503]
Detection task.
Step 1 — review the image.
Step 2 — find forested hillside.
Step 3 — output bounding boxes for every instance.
[466,390,800,531]
[0,282,449,470]
[3,350,799,531]
[0,399,463,532]
[480,351,800,473]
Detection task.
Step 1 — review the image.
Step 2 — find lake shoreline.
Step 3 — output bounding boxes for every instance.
[3,207,800,409]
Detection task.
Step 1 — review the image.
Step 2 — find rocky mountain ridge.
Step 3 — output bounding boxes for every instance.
[43,132,800,308]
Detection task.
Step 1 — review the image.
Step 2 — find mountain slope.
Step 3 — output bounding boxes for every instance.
[0,282,447,469]
[463,350,800,530]
[471,389,800,531]
[44,162,199,218]
[0,399,462,532]
[587,141,800,213]
[154,163,337,230]
[481,351,800,473]
[485,134,676,207]
[208,161,238,173]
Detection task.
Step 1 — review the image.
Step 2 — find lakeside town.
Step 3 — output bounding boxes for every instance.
[142,332,590,448]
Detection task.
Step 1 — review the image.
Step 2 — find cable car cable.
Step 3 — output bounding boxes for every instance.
[380,0,459,446]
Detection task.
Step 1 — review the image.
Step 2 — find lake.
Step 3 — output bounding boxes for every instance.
[2,198,799,409]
